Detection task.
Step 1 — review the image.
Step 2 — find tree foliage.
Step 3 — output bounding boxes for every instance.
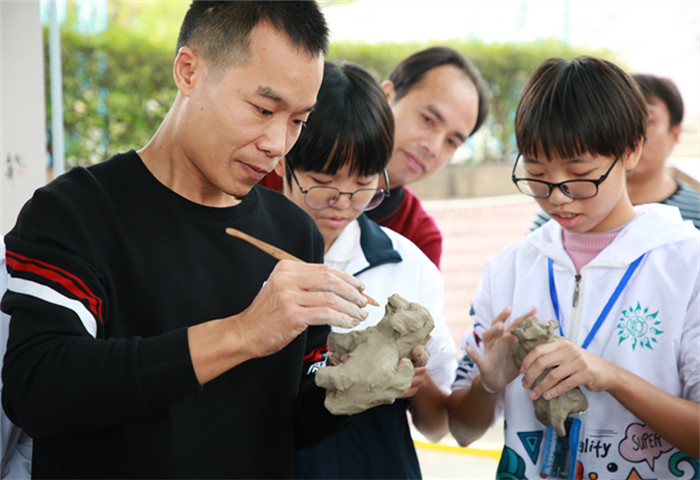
[45,1,185,166]
[45,3,614,167]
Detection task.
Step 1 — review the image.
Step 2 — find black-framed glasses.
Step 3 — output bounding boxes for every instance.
[288,167,390,211]
[511,155,619,199]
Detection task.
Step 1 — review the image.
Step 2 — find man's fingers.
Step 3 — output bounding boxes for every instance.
[278,262,370,309]
[290,290,368,328]
[321,263,367,294]
[267,263,371,328]
[305,308,364,329]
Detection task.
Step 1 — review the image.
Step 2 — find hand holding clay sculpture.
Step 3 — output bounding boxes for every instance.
[511,316,588,436]
[315,294,435,415]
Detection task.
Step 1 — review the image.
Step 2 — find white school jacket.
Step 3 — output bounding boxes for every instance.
[326,214,457,393]
[453,204,700,480]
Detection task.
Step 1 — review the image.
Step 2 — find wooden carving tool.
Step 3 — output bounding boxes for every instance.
[225,227,380,307]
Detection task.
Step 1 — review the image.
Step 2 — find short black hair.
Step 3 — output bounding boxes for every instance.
[515,56,647,160]
[177,1,328,75]
[632,73,684,129]
[286,61,394,179]
[386,46,489,137]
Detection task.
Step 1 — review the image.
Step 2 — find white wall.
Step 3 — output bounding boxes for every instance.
[1,0,47,235]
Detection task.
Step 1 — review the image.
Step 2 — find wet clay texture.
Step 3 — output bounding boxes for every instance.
[315,294,434,415]
[511,316,588,436]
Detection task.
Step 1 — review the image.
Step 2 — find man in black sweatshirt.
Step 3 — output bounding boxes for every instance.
[1,2,372,477]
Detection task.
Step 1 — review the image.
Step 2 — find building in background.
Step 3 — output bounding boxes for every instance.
[1,1,47,234]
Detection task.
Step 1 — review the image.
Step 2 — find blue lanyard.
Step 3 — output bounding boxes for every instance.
[547,253,645,350]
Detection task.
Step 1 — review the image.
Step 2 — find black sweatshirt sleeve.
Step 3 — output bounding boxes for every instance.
[293,325,351,450]
[2,174,201,438]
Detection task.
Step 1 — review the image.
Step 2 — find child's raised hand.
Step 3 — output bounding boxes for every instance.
[520,339,616,400]
[465,307,536,394]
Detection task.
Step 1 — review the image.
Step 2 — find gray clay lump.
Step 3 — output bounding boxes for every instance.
[315,293,434,415]
[511,316,588,436]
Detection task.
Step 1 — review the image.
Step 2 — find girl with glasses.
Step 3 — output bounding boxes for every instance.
[448,56,699,479]
[277,61,457,479]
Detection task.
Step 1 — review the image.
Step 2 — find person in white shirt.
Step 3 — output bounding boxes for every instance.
[448,56,699,480]
[276,60,457,479]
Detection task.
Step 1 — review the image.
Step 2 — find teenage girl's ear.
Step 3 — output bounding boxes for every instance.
[623,136,644,171]
[381,80,396,104]
[670,123,682,146]
[173,46,202,96]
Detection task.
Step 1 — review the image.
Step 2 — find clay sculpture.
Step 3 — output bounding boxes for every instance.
[511,316,588,436]
[315,293,435,415]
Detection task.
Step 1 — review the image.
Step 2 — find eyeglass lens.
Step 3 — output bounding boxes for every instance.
[516,179,598,199]
[305,186,385,211]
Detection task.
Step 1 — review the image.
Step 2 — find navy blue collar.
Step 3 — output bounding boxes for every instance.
[354,215,402,275]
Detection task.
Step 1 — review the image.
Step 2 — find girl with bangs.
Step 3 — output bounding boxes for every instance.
[448,56,699,479]
[277,61,457,479]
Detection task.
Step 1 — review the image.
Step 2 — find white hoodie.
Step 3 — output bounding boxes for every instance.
[453,203,700,480]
